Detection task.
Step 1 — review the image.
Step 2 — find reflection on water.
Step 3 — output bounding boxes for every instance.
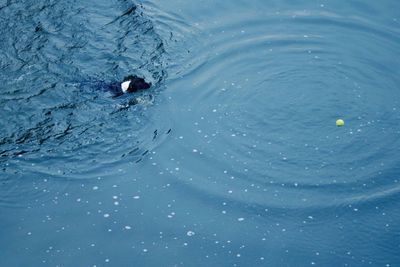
[1,0,400,266]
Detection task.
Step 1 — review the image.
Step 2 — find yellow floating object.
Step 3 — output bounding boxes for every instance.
[336,119,345,127]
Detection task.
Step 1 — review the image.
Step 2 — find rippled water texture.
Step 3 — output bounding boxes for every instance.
[1,0,400,266]
[0,0,170,177]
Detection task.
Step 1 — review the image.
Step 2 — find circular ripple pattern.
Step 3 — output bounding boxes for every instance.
[164,9,400,209]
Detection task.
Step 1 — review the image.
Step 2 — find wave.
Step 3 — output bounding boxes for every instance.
[0,0,170,180]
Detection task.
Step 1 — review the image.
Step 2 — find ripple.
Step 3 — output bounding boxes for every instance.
[162,10,400,209]
[0,0,171,205]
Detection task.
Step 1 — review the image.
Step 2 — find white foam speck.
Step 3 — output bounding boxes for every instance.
[186,231,195,236]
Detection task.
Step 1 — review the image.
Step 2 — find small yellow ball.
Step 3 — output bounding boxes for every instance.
[336,119,345,127]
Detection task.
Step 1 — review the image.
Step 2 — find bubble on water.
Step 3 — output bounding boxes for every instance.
[186,231,195,236]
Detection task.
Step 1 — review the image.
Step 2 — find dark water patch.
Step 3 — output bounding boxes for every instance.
[0,0,170,185]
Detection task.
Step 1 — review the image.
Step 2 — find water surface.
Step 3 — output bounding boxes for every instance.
[1,0,399,266]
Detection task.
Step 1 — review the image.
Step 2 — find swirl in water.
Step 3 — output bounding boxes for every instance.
[156,7,400,210]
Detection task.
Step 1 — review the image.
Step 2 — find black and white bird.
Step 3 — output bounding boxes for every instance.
[120,75,151,93]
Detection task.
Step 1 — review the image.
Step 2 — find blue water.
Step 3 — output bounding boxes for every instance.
[1,0,399,266]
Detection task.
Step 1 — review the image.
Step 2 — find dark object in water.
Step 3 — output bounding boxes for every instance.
[79,75,151,97]
[121,75,152,93]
